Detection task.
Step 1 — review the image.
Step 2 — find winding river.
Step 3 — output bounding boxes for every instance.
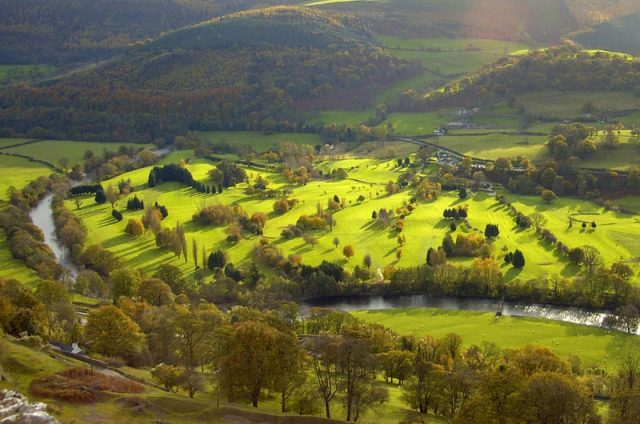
[28,190,623,334]
[30,193,79,279]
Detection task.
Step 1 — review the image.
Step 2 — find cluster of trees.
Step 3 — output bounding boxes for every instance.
[442,206,468,220]
[441,233,491,258]
[148,164,194,188]
[52,195,88,262]
[272,197,298,214]
[126,195,145,211]
[69,184,103,197]
[504,249,526,269]
[82,146,158,182]
[208,161,247,189]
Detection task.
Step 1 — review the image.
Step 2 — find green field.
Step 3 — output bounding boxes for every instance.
[503,192,640,269]
[0,155,55,201]
[354,308,640,372]
[4,140,155,166]
[436,133,548,160]
[202,131,322,152]
[519,90,640,120]
[67,149,637,284]
[0,64,55,81]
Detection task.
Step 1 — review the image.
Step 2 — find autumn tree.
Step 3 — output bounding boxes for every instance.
[305,334,340,419]
[137,279,174,306]
[343,245,355,261]
[110,268,142,303]
[541,189,557,204]
[85,305,144,359]
[220,320,280,407]
[105,185,119,210]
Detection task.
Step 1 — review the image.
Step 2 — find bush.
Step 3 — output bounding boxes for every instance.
[112,209,123,221]
[125,219,145,237]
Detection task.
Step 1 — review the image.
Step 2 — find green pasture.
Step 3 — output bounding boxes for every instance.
[310,109,376,126]
[387,111,445,135]
[353,308,640,372]
[68,150,591,283]
[0,155,54,201]
[436,133,548,160]
[0,64,55,81]
[503,192,640,270]
[0,138,33,149]
[518,90,640,119]
[4,140,154,166]
[201,131,322,152]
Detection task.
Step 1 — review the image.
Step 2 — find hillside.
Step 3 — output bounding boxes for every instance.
[398,46,640,112]
[572,12,640,55]
[0,7,409,142]
[311,0,579,44]
[563,0,640,25]
[0,0,296,64]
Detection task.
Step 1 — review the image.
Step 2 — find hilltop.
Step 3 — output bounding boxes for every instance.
[0,7,409,141]
[0,0,296,64]
[572,12,640,56]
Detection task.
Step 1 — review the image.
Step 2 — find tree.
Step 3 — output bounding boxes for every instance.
[458,186,467,199]
[442,234,455,257]
[151,363,182,392]
[85,305,144,359]
[363,254,372,270]
[522,371,596,424]
[208,250,227,270]
[105,185,119,210]
[74,198,83,210]
[306,335,340,419]
[581,245,602,274]
[512,250,525,269]
[541,190,557,204]
[124,219,145,236]
[220,320,279,407]
[343,245,355,261]
[153,264,188,295]
[94,189,107,204]
[137,279,174,306]
[270,331,306,412]
[192,238,198,270]
[484,224,499,239]
[616,305,640,334]
[110,268,141,303]
[174,308,207,370]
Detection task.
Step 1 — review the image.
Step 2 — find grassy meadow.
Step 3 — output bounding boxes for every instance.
[0,155,55,201]
[353,308,640,372]
[4,140,155,166]
[518,90,640,120]
[63,145,640,284]
[201,131,322,152]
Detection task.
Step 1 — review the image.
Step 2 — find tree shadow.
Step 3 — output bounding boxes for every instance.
[505,267,523,280]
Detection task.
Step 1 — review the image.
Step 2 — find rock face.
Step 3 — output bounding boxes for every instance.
[0,390,59,424]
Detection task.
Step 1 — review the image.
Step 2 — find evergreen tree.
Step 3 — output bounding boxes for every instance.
[512,249,525,268]
[95,189,107,204]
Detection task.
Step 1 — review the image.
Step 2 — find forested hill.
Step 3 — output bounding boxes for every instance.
[0,0,297,64]
[572,12,640,56]
[398,47,640,112]
[144,7,374,52]
[0,7,409,142]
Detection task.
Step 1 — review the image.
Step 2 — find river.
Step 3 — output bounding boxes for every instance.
[29,193,79,279]
[303,295,622,332]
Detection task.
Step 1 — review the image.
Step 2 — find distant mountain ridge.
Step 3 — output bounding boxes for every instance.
[572,12,640,56]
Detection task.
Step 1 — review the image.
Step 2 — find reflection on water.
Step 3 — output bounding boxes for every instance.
[304,295,617,332]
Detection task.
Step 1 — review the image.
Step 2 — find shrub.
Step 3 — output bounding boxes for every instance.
[125,219,145,236]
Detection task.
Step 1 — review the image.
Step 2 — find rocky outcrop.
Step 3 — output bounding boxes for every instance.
[0,390,59,424]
